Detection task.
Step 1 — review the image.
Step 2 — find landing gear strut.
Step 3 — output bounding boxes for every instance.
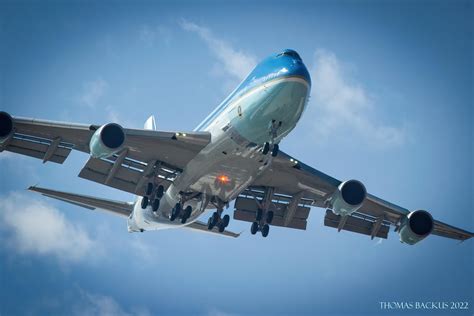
[261,120,282,157]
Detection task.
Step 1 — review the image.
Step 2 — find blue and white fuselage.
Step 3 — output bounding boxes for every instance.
[128,49,311,232]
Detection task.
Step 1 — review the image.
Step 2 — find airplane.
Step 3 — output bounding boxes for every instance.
[0,49,472,244]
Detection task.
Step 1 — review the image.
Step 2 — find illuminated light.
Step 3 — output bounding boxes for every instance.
[182,133,187,137]
[175,132,180,136]
[217,174,230,184]
[294,160,298,164]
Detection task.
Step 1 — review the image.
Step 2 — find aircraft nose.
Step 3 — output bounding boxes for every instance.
[277,50,311,86]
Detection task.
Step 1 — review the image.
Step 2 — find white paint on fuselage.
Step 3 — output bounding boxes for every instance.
[127,76,309,232]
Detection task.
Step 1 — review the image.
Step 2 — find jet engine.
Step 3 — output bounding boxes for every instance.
[329,179,367,216]
[0,111,14,141]
[89,123,125,158]
[398,210,433,245]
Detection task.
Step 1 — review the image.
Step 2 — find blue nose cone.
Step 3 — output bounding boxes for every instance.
[273,49,311,86]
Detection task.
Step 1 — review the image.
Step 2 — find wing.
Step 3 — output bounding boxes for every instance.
[234,150,473,242]
[0,112,210,195]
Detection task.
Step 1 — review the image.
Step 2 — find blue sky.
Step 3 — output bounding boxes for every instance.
[0,1,472,315]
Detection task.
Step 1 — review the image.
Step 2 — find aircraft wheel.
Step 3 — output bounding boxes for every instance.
[181,206,192,224]
[141,196,149,209]
[146,182,153,195]
[266,211,274,224]
[256,208,263,221]
[261,224,270,237]
[170,204,181,221]
[207,217,214,230]
[262,142,270,155]
[222,214,230,228]
[156,185,164,199]
[152,199,160,212]
[250,222,259,235]
[218,223,225,233]
[271,144,279,157]
[211,212,219,226]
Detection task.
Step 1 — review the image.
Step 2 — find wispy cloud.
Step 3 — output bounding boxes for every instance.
[80,78,108,108]
[0,193,94,262]
[179,20,257,81]
[139,25,171,47]
[306,49,406,148]
[208,307,237,316]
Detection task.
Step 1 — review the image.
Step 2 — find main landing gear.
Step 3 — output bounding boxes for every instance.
[250,208,274,237]
[206,199,230,233]
[249,187,275,238]
[141,183,164,214]
[169,203,193,224]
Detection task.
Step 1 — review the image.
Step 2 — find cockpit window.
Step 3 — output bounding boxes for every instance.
[277,49,302,61]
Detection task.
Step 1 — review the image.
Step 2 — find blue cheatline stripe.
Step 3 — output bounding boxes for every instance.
[195,75,310,131]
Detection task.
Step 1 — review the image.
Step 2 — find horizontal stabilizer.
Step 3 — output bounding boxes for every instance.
[185,221,240,238]
[28,186,133,217]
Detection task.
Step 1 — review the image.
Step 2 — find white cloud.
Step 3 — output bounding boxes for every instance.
[179,20,257,81]
[208,308,236,316]
[73,289,151,316]
[307,49,406,147]
[0,192,94,262]
[80,78,108,108]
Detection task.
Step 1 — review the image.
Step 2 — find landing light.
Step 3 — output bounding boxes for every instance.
[217,175,230,184]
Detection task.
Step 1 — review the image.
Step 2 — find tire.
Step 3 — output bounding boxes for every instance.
[207,217,214,230]
[156,185,164,199]
[152,199,160,212]
[262,142,270,155]
[271,144,279,157]
[170,212,177,221]
[181,206,192,223]
[141,196,149,209]
[146,182,153,195]
[222,214,230,227]
[266,211,274,224]
[211,212,219,226]
[261,224,270,237]
[256,208,263,221]
[218,223,225,232]
[250,222,259,235]
[170,205,180,221]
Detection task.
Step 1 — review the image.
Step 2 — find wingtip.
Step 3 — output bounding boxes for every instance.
[27,183,40,191]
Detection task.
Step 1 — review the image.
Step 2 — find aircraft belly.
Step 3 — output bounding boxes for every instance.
[187,136,265,202]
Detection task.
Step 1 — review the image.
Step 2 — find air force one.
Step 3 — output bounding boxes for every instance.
[0,49,472,244]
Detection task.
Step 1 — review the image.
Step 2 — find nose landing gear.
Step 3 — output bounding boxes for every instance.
[261,120,282,157]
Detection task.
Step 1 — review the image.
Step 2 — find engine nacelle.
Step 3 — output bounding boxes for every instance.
[398,210,433,245]
[89,123,125,158]
[0,111,14,141]
[329,179,367,216]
